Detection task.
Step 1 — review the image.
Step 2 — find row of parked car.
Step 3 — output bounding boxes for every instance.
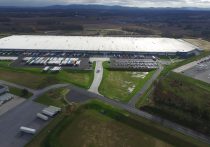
[23,57,81,66]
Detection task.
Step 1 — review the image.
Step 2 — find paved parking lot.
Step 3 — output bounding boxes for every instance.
[182,62,210,84]
[0,95,25,116]
[0,101,49,147]
[67,89,94,103]
[110,58,158,70]
[11,57,92,70]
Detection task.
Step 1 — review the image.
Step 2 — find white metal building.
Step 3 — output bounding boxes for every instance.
[0,35,202,57]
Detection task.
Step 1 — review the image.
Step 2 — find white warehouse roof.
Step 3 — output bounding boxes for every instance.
[0,35,200,53]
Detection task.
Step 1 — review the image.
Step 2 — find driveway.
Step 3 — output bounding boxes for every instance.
[88,57,110,94]
[128,64,163,106]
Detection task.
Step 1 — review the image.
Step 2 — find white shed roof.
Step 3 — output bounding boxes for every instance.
[0,35,200,53]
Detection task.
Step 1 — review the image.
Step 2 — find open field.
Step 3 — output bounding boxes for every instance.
[57,110,171,147]
[35,88,69,107]
[8,86,33,98]
[0,61,94,89]
[26,101,209,147]
[184,39,210,51]
[141,72,210,136]
[99,62,155,102]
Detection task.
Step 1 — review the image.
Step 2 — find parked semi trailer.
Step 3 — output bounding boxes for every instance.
[37,113,49,121]
[20,126,36,134]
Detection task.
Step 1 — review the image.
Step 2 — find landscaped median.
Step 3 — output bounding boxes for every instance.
[35,88,70,107]
[0,61,94,89]
[8,86,33,99]
[25,100,209,147]
[99,62,156,102]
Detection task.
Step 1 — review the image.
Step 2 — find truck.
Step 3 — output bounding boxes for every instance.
[37,113,49,121]
[20,126,36,134]
[42,109,55,117]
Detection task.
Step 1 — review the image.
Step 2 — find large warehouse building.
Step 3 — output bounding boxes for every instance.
[0,35,202,57]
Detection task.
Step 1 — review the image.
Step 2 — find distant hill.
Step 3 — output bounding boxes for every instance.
[0,4,209,11]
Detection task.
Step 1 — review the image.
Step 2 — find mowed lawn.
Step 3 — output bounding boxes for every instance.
[57,110,171,147]
[99,63,155,102]
[0,61,94,89]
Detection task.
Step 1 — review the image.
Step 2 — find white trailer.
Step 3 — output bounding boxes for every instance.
[20,126,36,134]
[49,105,61,112]
[37,113,49,121]
[42,109,55,117]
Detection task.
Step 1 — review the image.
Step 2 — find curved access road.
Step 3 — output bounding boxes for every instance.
[1,79,210,144]
[128,64,163,106]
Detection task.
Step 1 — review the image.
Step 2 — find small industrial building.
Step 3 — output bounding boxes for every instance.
[0,35,202,58]
[0,85,12,105]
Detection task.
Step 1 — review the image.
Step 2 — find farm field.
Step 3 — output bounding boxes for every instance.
[26,101,209,147]
[184,39,210,51]
[0,61,94,89]
[57,110,171,147]
[99,62,155,102]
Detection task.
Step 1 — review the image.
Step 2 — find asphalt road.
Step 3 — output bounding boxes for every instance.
[88,61,103,94]
[65,85,210,144]
[88,57,110,94]
[128,64,163,106]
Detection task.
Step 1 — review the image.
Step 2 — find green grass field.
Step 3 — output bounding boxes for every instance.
[35,88,69,107]
[57,110,172,147]
[26,101,209,147]
[99,62,155,102]
[0,61,94,89]
[9,86,33,98]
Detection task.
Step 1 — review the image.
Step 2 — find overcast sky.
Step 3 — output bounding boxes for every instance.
[0,0,210,8]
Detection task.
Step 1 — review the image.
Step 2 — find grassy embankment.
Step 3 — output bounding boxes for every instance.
[136,50,210,108]
[35,88,69,107]
[0,61,94,89]
[141,72,210,136]
[99,62,156,102]
[8,86,33,98]
[26,100,209,147]
[135,51,210,136]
